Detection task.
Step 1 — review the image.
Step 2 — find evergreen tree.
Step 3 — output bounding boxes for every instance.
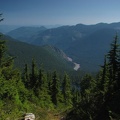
[29,58,38,89]
[106,34,120,119]
[36,69,53,108]
[107,35,119,90]
[95,35,120,120]
[97,56,109,94]
[35,68,48,96]
[65,35,120,120]
[0,40,6,67]
[51,71,60,106]
[22,63,30,88]
[47,72,52,93]
[118,49,120,89]
[80,74,96,98]
[0,34,28,117]
[62,73,72,106]
[72,87,80,106]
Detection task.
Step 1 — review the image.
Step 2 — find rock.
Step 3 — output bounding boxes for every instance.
[24,113,35,120]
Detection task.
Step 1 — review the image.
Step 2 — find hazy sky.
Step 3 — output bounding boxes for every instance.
[1,0,120,26]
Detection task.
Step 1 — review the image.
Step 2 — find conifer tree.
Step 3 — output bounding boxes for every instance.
[35,68,48,96]
[0,40,6,67]
[22,64,30,88]
[62,73,72,106]
[0,32,28,115]
[33,68,43,96]
[80,74,96,98]
[35,69,53,108]
[118,50,120,89]
[98,56,109,93]
[72,87,80,106]
[107,35,119,91]
[66,35,120,120]
[30,58,38,89]
[47,72,52,93]
[94,35,120,120]
[51,71,60,106]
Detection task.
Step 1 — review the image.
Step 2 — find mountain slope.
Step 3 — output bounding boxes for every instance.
[31,22,120,71]
[6,22,120,72]
[65,28,120,71]
[1,35,74,72]
[6,22,120,48]
[7,26,47,43]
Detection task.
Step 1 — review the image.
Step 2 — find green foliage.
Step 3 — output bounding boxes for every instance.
[0,39,29,119]
[0,15,67,119]
[2,18,120,120]
[66,34,120,120]
[51,71,60,106]
[80,74,96,98]
[107,35,120,90]
[62,73,72,107]
[5,38,74,73]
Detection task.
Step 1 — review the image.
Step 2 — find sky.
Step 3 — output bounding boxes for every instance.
[1,0,120,26]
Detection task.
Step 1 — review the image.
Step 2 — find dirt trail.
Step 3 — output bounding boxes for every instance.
[47,113,64,120]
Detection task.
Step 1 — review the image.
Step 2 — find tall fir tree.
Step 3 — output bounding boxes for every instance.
[97,55,109,93]
[29,58,38,89]
[51,71,61,106]
[0,31,28,116]
[118,49,120,89]
[95,35,120,120]
[22,63,30,88]
[36,69,53,108]
[107,34,119,91]
[62,73,72,107]
[80,74,96,99]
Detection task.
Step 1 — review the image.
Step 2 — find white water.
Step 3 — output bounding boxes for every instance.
[73,62,80,71]
[67,57,80,71]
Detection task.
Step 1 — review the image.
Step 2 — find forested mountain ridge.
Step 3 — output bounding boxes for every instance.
[7,26,47,43]
[66,28,120,71]
[6,22,120,72]
[7,22,120,49]
[0,35,75,72]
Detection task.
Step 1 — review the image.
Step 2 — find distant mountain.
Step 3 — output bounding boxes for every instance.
[30,22,120,50]
[0,25,20,33]
[0,35,74,73]
[6,22,120,72]
[7,26,47,43]
[66,28,120,71]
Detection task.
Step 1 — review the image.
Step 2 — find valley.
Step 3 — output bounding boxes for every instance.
[1,22,120,120]
[4,22,120,72]
[1,1,120,119]
[67,56,80,71]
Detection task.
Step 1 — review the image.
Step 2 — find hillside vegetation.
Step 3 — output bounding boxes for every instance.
[7,26,47,43]
[0,35,74,73]
[0,14,120,119]
[0,32,120,119]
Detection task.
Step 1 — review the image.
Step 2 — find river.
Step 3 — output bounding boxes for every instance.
[67,57,80,71]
